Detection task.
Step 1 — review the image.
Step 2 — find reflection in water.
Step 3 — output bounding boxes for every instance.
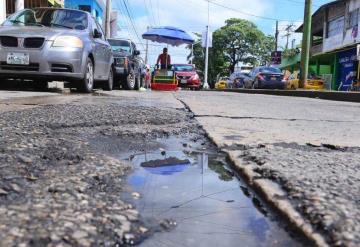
[208,160,234,182]
[124,147,302,247]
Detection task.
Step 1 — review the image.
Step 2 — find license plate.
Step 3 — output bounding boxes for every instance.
[7,52,30,65]
[181,79,187,84]
[271,77,276,81]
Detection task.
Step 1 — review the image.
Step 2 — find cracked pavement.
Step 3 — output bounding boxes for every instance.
[176,91,360,246]
[1,89,360,246]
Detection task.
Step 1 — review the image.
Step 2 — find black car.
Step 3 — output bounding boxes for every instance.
[244,66,285,89]
[229,72,249,88]
[108,38,142,90]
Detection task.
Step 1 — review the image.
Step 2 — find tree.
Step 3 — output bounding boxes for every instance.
[187,18,274,86]
[214,18,273,73]
[187,34,228,88]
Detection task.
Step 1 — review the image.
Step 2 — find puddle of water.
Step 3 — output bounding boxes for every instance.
[121,138,304,247]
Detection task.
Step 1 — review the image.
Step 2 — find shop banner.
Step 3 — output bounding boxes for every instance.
[338,48,357,91]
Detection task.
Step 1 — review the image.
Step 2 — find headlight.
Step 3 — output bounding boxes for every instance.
[52,36,83,48]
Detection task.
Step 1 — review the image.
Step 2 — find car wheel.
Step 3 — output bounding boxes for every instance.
[252,80,256,89]
[123,70,136,90]
[134,74,141,90]
[103,66,114,91]
[78,58,94,93]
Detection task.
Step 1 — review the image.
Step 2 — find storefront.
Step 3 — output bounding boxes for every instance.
[5,0,64,16]
[64,0,105,24]
[337,47,358,91]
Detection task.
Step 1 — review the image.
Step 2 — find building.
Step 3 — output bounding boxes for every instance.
[64,0,105,24]
[1,0,64,23]
[294,0,360,91]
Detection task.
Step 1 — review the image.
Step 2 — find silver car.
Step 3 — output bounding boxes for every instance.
[0,8,114,92]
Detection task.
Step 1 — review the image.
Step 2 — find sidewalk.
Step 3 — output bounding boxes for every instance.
[177,91,360,247]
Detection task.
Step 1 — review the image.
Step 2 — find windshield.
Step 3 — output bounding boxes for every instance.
[108,40,132,53]
[259,67,282,74]
[3,9,88,30]
[174,65,195,72]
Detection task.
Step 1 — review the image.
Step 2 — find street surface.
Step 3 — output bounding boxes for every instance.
[0,89,359,246]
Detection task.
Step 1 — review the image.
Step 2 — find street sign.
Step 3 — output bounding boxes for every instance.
[202,30,212,48]
[271,51,282,65]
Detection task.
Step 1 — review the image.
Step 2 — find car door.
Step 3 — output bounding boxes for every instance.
[90,18,108,80]
[244,69,254,88]
[131,42,141,77]
[96,22,112,78]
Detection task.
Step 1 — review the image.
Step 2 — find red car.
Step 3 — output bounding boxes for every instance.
[173,64,201,90]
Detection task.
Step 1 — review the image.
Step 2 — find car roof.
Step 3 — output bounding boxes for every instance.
[32,7,89,15]
[173,64,194,66]
[108,38,132,42]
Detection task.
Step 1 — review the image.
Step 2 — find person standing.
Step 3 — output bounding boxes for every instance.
[144,67,151,89]
[156,48,171,69]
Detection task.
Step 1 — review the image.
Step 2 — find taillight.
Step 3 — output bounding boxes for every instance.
[257,73,265,81]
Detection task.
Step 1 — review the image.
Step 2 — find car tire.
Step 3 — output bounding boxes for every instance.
[78,57,94,93]
[252,80,256,89]
[123,70,136,90]
[134,74,141,90]
[103,66,114,91]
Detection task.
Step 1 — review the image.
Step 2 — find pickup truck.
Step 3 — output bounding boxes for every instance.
[108,38,143,90]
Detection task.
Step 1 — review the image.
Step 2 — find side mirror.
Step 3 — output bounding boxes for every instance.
[93,29,102,39]
[134,50,140,56]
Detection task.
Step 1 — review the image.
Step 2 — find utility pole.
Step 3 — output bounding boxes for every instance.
[0,0,6,23]
[283,23,295,50]
[105,0,112,39]
[145,26,149,65]
[300,0,312,88]
[275,20,279,52]
[203,0,210,89]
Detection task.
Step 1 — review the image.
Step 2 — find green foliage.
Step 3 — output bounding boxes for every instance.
[187,18,274,87]
[282,48,301,58]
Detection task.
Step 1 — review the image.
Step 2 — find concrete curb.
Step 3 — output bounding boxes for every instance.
[176,95,329,246]
[226,152,329,247]
[214,89,360,103]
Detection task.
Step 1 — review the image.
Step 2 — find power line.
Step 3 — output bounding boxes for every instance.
[203,0,298,22]
[148,0,158,26]
[122,0,145,50]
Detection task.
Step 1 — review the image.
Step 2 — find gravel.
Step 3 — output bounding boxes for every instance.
[0,97,197,246]
[239,143,360,247]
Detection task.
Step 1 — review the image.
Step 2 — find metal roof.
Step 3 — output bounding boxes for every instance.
[295,0,347,33]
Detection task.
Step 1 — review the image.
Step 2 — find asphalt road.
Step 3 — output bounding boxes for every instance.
[1,89,359,246]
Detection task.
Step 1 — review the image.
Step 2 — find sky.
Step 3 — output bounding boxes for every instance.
[112,0,334,65]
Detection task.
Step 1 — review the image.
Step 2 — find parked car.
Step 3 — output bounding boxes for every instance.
[108,38,142,90]
[173,64,201,90]
[228,71,248,88]
[215,77,230,89]
[244,66,286,89]
[287,72,325,90]
[0,8,114,92]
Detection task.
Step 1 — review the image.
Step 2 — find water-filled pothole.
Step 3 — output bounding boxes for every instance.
[120,137,305,247]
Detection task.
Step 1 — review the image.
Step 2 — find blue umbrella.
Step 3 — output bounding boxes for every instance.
[142,26,194,46]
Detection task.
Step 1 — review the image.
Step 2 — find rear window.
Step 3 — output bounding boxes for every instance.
[108,39,131,53]
[259,67,281,74]
[174,65,195,72]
